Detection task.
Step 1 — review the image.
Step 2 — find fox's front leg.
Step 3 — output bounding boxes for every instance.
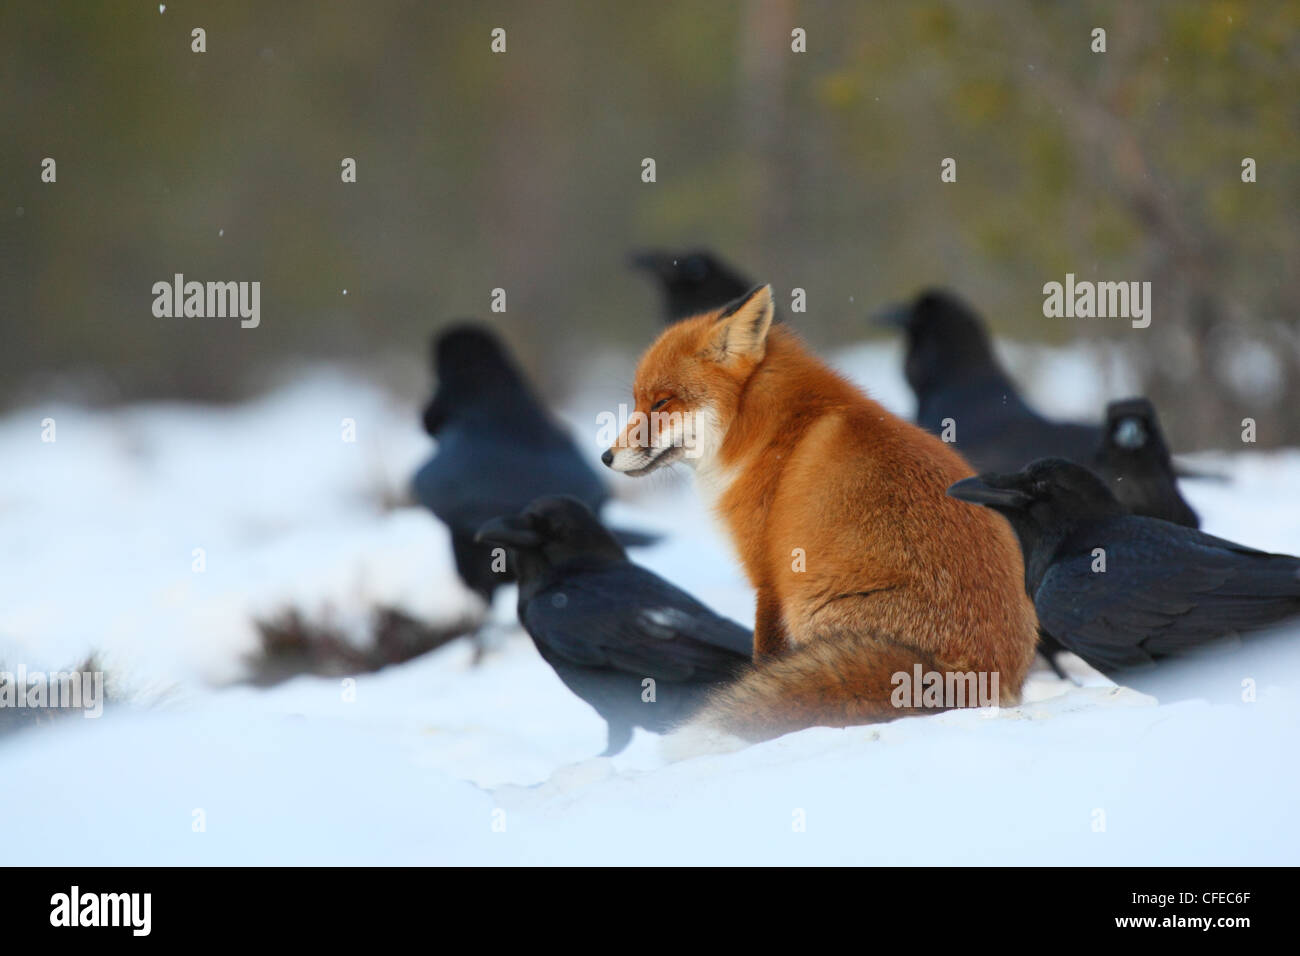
[753,587,792,659]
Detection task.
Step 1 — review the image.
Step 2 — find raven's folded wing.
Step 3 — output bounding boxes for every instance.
[522,565,751,682]
[1037,530,1300,670]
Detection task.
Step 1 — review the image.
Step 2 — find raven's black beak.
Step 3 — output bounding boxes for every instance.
[870,302,912,330]
[475,515,542,549]
[946,476,1031,509]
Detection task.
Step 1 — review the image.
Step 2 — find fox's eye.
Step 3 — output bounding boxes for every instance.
[650,397,672,412]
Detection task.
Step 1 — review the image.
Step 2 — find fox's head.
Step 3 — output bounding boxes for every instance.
[602,284,775,477]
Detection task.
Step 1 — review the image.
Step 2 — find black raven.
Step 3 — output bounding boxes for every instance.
[948,458,1300,673]
[476,495,752,754]
[629,249,756,323]
[1092,397,1199,528]
[875,289,1102,472]
[413,324,654,626]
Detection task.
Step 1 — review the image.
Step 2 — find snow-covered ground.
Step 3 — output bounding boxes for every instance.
[1,342,1297,865]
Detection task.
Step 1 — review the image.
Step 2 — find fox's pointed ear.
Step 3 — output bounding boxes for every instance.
[707,284,774,362]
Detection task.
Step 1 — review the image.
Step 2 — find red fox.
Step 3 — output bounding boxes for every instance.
[603,284,1039,741]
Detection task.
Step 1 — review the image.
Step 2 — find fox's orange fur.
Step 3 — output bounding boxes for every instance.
[607,285,1038,741]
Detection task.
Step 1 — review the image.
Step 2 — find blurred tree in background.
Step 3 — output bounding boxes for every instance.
[2,0,1297,447]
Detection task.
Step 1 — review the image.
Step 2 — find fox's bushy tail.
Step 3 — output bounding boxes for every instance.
[688,630,991,743]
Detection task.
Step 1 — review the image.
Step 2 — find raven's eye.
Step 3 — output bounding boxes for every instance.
[650,397,672,412]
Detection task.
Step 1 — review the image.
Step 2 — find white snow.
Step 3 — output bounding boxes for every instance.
[1,344,1297,865]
